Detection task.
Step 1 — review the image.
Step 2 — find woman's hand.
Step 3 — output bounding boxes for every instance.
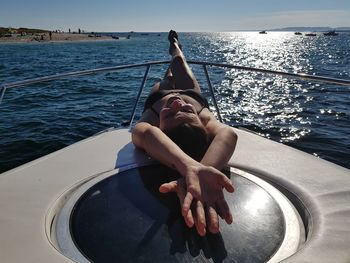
[183,163,234,215]
[160,176,233,236]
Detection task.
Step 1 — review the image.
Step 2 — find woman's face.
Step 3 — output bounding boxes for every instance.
[159,95,202,131]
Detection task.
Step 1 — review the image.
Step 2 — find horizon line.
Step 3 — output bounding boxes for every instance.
[2,25,350,33]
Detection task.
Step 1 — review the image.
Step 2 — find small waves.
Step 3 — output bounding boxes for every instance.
[194,32,350,168]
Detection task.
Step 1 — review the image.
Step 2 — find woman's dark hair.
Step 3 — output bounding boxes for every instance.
[164,123,210,162]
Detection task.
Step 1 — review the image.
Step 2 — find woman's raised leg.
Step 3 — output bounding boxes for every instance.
[168,30,201,93]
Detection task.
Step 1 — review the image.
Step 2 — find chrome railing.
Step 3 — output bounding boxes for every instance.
[1,60,350,127]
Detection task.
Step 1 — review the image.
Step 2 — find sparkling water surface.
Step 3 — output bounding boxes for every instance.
[0,32,349,173]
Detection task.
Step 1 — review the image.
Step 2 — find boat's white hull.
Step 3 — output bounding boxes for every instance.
[1,128,350,262]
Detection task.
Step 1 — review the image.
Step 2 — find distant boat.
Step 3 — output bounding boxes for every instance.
[112,36,119,40]
[294,32,302,35]
[259,31,267,34]
[323,31,339,36]
[305,33,317,36]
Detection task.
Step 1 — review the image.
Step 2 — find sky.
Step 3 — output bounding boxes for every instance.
[1,0,350,32]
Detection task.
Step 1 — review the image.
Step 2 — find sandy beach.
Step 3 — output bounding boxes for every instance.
[0,32,118,43]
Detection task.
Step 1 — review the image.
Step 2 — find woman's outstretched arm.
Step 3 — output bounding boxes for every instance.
[200,110,238,170]
[196,111,238,230]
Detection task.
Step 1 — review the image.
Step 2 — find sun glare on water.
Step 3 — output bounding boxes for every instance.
[204,31,315,143]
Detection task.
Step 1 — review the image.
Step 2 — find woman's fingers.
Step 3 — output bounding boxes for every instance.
[159,180,178,193]
[160,179,195,227]
[216,198,233,224]
[159,173,233,236]
[182,191,194,217]
[186,174,201,201]
[178,181,195,228]
[218,173,234,193]
[194,200,206,236]
[206,203,219,234]
[184,209,195,228]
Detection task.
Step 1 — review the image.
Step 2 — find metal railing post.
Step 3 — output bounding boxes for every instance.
[202,64,223,123]
[127,65,151,129]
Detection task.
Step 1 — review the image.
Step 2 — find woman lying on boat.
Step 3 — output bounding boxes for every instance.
[132,30,237,236]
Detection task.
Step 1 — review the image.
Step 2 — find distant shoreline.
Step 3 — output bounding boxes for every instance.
[1,30,349,44]
[0,32,123,44]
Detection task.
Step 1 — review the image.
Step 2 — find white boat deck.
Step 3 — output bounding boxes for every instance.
[1,127,350,262]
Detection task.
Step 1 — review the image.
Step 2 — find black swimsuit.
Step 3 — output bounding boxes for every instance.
[143,89,209,117]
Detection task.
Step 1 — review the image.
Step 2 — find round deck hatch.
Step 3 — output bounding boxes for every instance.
[66,165,303,262]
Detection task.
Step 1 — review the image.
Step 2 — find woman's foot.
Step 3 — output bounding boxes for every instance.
[168,30,182,55]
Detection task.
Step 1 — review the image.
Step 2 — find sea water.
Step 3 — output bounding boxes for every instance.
[0,32,349,173]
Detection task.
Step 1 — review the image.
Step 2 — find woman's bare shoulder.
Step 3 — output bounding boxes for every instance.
[199,108,231,136]
[199,108,218,129]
